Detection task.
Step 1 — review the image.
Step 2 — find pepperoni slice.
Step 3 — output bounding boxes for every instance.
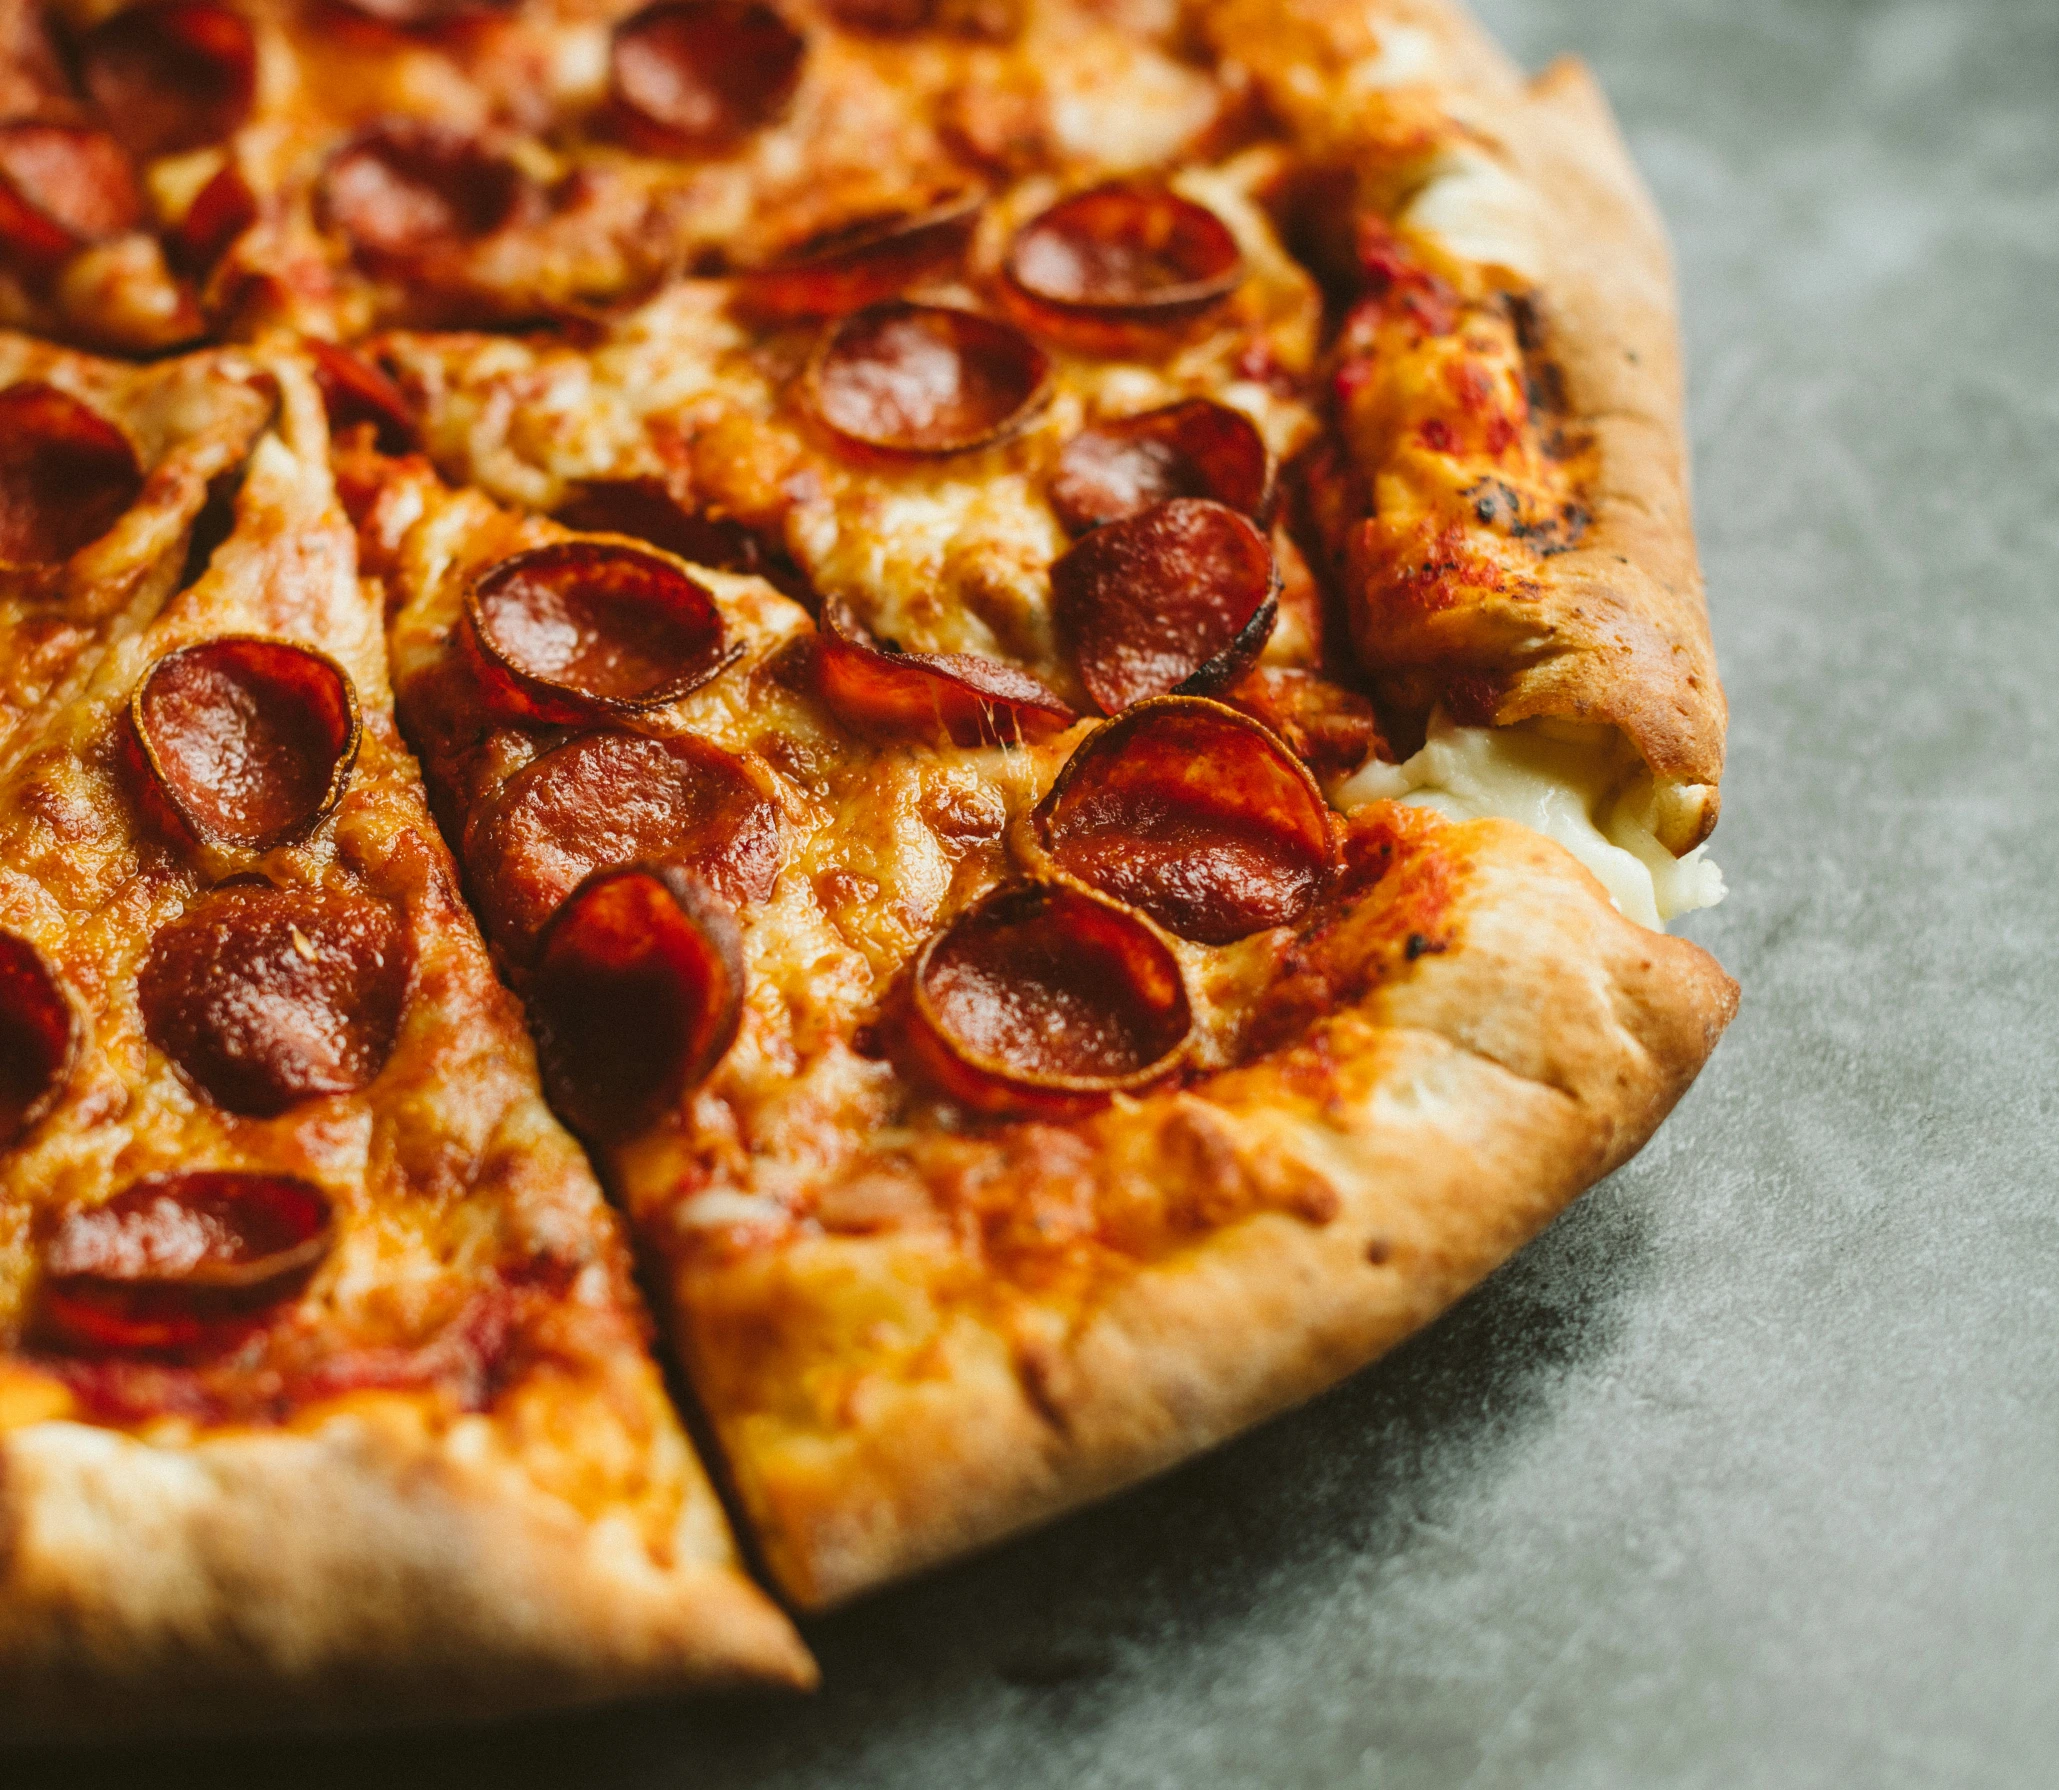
[330,0,515,21]
[529,864,743,1141]
[0,930,76,1148]
[1049,399,1272,535]
[467,729,779,959]
[78,2,257,160]
[1032,697,1335,944]
[1051,497,1278,715]
[168,158,257,276]
[463,541,738,726]
[319,121,539,265]
[1003,184,1242,354]
[610,0,805,155]
[0,382,143,572]
[0,122,144,280]
[816,599,1074,748]
[307,339,417,454]
[556,479,763,575]
[138,884,409,1117]
[903,880,1190,1119]
[810,301,1049,457]
[128,638,362,851]
[738,187,983,320]
[37,1172,333,1357]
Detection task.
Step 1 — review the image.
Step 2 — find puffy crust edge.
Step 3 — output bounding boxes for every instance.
[723,817,1737,1608]
[0,1398,816,1742]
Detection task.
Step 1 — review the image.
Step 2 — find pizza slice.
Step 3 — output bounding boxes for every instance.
[0,330,269,765]
[0,349,811,1736]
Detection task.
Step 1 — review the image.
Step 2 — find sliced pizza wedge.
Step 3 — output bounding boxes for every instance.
[0,330,269,765]
[0,351,812,1737]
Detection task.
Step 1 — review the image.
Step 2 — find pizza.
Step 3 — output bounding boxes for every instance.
[0,0,1736,1735]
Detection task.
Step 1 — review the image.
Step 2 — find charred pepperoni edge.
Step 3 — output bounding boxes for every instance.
[0,929,79,1149]
[1002,183,1243,351]
[1049,398,1274,535]
[317,120,539,265]
[306,338,418,454]
[608,0,806,155]
[528,862,744,1142]
[816,598,1075,747]
[168,158,258,277]
[77,2,258,161]
[461,539,740,727]
[138,884,411,1118]
[0,122,145,280]
[126,636,363,852]
[0,380,144,571]
[1050,497,1280,715]
[808,300,1051,457]
[736,187,984,319]
[464,727,781,962]
[1031,696,1337,944]
[34,1172,335,1358]
[901,878,1192,1120]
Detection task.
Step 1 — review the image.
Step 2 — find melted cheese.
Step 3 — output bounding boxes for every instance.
[1335,714,1725,932]
[1399,143,1544,289]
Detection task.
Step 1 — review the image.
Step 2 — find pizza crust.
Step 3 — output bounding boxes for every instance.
[0,1397,815,1741]
[684,813,1736,1608]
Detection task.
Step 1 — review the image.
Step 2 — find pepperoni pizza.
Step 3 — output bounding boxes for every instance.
[0,0,1736,1733]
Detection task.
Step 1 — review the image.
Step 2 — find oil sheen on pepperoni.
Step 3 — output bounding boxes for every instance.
[811,301,1049,456]
[0,382,142,570]
[904,879,1190,1119]
[467,729,779,960]
[464,541,737,725]
[78,2,257,160]
[139,884,409,1117]
[0,929,76,1148]
[1004,183,1242,351]
[320,121,537,264]
[816,598,1075,747]
[610,0,805,154]
[129,637,361,850]
[1033,697,1336,944]
[1049,399,1271,535]
[1051,497,1278,714]
[306,339,417,454]
[738,188,982,319]
[36,1171,333,1357]
[529,865,743,1141]
[0,122,144,278]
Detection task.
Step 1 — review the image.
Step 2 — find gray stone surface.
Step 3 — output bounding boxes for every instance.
[21,0,2059,1783]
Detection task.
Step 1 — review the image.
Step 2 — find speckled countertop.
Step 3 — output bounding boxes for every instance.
[24,1,2059,1784]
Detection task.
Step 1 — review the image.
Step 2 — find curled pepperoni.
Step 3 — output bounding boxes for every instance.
[810,301,1049,457]
[0,930,76,1148]
[138,884,409,1117]
[319,121,539,266]
[0,382,142,571]
[1003,184,1242,354]
[817,599,1074,747]
[903,879,1190,1119]
[556,479,765,576]
[128,638,362,852]
[467,729,779,960]
[78,2,257,160]
[168,158,257,277]
[37,1172,333,1357]
[529,864,743,1141]
[306,339,417,454]
[1051,497,1278,715]
[463,541,738,726]
[0,122,144,280]
[738,188,983,320]
[610,0,805,154]
[1050,399,1272,535]
[1033,697,1335,944]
